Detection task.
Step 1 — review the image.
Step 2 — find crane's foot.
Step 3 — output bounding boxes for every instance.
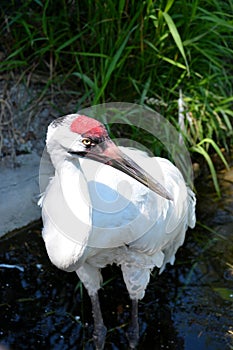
[126,299,139,349]
[93,324,107,350]
[127,326,139,349]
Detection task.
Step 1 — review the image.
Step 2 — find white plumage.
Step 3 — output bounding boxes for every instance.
[39,113,196,349]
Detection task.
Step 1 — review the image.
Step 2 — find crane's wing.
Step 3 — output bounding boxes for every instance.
[119,147,196,272]
[82,146,196,254]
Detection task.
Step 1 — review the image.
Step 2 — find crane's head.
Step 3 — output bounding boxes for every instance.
[46,114,173,200]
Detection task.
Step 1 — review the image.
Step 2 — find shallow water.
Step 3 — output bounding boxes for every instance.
[0,166,233,350]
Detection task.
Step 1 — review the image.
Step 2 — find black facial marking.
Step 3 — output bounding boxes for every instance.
[69,151,88,157]
[51,116,69,127]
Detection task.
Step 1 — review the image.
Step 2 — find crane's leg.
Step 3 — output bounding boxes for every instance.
[121,263,151,348]
[90,292,107,350]
[127,299,139,349]
[76,264,107,350]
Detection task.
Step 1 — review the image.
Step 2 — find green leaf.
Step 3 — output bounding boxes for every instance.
[75,52,109,59]
[157,54,187,70]
[162,12,190,75]
[119,0,125,13]
[56,33,89,52]
[197,138,230,170]
[190,144,221,197]
[140,76,151,104]
[164,0,175,13]
[72,72,96,91]
[42,0,49,38]
[93,27,135,103]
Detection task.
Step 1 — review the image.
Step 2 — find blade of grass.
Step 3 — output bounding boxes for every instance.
[93,27,136,104]
[162,12,190,75]
[164,0,175,13]
[157,54,187,70]
[42,0,50,38]
[190,144,221,197]
[72,72,97,92]
[197,138,230,170]
[139,76,151,104]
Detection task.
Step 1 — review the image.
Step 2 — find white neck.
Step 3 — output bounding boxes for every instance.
[55,157,92,244]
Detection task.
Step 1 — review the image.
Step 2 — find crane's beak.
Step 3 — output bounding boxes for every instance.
[80,139,173,201]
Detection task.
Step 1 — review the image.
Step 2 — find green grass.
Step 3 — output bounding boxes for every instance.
[1,0,232,191]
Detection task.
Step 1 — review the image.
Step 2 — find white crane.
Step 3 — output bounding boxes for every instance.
[39,113,196,349]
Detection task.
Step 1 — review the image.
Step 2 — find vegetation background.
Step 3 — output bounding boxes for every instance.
[0,2,233,349]
[0,0,233,193]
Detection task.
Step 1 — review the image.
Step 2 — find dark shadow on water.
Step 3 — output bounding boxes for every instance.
[0,166,233,349]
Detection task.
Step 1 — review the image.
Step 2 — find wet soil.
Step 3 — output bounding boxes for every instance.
[0,166,233,350]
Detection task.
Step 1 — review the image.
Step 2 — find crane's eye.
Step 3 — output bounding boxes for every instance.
[82,138,92,146]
